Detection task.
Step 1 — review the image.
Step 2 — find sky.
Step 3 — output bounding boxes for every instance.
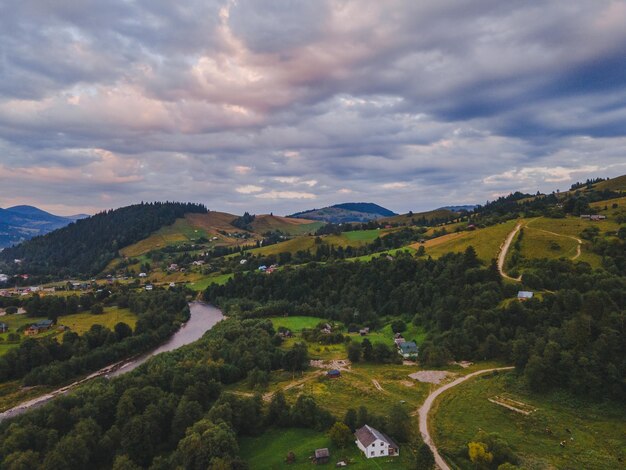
[1,0,626,216]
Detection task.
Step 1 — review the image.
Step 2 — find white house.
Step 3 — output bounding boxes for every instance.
[139,272,147,278]
[355,425,399,459]
[517,291,533,300]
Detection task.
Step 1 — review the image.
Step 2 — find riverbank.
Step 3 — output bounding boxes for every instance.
[0,302,223,423]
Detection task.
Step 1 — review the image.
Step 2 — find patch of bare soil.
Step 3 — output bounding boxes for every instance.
[409,370,452,384]
[450,361,473,368]
[309,359,351,371]
[401,380,415,387]
[371,379,384,392]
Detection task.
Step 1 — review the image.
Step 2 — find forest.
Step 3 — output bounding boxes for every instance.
[206,249,625,400]
[0,290,189,387]
[0,318,338,469]
[0,202,207,280]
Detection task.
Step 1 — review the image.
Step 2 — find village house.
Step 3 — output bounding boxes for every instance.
[394,333,406,347]
[359,327,370,336]
[355,425,399,458]
[517,291,534,300]
[398,341,418,358]
[321,323,332,334]
[145,284,154,291]
[326,369,341,379]
[139,272,148,278]
[24,319,54,336]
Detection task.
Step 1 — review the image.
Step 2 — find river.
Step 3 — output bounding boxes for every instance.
[0,302,224,423]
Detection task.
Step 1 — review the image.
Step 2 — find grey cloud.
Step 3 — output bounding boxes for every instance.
[0,0,625,216]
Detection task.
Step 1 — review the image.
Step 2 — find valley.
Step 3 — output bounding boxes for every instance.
[0,176,624,469]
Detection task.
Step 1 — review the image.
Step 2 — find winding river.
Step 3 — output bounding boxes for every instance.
[0,302,224,423]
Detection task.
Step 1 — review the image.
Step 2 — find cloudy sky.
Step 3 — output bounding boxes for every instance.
[1,0,626,216]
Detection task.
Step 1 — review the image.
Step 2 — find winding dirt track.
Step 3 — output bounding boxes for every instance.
[497,223,523,281]
[529,227,583,260]
[418,367,515,470]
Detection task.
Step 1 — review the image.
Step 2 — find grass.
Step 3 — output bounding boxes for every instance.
[58,307,137,335]
[0,380,55,413]
[186,272,235,291]
[431,371,626,469]
[417,219,519,263]
[120,217,209,258]
[239,427,413,469]
[270,316,328,332]
[342,229,385,242]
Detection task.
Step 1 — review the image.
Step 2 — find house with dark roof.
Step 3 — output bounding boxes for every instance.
[24,319,54,336]
[355,425,399,458]
[398,341,418,358]
[327,369,341,379]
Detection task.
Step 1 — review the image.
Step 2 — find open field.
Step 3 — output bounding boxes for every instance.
[271,316,328,332]
[347,247,416,262]
[239,427,412,469]
[342,229,386,241]
[250,215,324,236]
[592,174,626,192]
[415,219,519,263]
[58,307,137,334]
[120,217,210,257]
[431,371,626,469]
[186,272,235,291]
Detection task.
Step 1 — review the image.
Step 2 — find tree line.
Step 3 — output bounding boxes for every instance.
[206,250,625,399]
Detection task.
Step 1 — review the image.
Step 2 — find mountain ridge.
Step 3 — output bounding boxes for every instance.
[288,202,396,223]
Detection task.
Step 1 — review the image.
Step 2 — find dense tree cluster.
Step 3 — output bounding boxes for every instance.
[0,318,328,469]
[206,250,625,399]
[0,202,206,279]
[0,290,189,386]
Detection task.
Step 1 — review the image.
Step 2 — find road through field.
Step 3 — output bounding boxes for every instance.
[497,223,523,281]
[418,366,515,470]
[528,227,583,260]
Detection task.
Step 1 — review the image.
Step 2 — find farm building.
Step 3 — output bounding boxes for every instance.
[24,319,54,336]
[517,291,534,300]
[359,327,370,336]
[398,341,418,358]
[314,448,330,464]
[355,425,399,458]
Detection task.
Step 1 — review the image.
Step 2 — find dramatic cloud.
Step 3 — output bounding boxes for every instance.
[0,0,625,215]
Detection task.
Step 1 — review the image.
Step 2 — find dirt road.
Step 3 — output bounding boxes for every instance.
[418,366,515,470]
[497,223,522,281]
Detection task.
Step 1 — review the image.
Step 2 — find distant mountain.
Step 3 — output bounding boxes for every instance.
[0,205,82,248]
[288,202,397,223]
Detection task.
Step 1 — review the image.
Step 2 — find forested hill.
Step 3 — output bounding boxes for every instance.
[0,202,206,279]
[288,202,396,223]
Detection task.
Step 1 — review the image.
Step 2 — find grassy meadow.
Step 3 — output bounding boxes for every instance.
[431,371,626,469]
[416,219,519,263]
[239,427,413,469]
[59,306,137,335]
